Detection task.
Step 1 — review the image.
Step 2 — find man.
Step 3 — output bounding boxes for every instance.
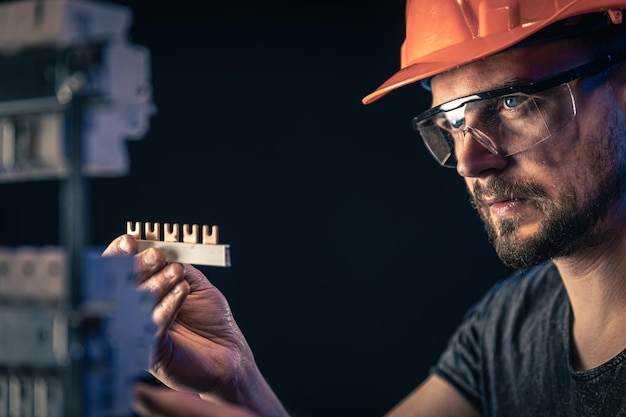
[106,0,626,415]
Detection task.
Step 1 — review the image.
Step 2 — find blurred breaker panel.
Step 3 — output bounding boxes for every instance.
[0,247,66,417]
[0,247,154,417]
[0,0,155,181]
[0,0,156,416]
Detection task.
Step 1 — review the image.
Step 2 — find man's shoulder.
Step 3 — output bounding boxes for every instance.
[470,262,564,318]
[495,262,560,294]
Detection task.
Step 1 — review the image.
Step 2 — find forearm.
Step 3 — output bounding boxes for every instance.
[199,361,290,417]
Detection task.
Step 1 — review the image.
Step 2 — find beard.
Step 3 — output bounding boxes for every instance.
[470,122,626,269]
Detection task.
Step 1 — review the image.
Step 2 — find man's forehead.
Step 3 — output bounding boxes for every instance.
[429,40,592,105]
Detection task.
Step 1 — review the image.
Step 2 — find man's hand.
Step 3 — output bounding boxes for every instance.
[102,235,258,404]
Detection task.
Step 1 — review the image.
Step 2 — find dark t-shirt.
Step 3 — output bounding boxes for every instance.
[432,262,626,417]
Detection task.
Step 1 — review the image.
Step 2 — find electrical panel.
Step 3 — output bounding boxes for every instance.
[0,1,155,416]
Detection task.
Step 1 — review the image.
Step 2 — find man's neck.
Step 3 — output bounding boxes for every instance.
[554,225,626,371]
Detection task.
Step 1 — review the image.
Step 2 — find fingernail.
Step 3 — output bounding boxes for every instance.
[119,237,131,253]
[144,249,157,266]
[164,264,177,279]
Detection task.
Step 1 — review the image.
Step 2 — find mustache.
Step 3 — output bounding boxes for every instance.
[471,177,549,209]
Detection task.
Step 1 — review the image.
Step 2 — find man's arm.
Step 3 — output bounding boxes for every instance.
[385,374,481,417]
[132,383,261,417]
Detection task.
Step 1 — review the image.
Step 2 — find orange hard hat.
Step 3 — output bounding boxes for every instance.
[362,0,626,105]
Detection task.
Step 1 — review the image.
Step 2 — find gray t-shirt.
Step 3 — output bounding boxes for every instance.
[432,262,626,417]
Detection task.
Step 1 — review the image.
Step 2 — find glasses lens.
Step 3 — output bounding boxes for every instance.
[414,83,576,168]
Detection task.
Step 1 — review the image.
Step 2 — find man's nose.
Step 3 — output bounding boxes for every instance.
[455,128,508,177]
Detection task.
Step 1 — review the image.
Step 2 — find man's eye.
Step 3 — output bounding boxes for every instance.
[450,118,464,129]
[502,95,525,110]
[435,116,464,132]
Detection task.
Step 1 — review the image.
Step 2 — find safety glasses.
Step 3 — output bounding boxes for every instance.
[413,51,626,168]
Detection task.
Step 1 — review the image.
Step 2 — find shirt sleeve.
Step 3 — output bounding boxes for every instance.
[430,280,505,413]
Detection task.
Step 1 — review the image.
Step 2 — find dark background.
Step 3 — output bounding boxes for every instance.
[0,1,515,416]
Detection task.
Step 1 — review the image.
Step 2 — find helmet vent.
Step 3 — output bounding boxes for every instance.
[479,0,521,36]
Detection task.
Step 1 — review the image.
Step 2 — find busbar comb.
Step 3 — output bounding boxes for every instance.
[126,221,231,267]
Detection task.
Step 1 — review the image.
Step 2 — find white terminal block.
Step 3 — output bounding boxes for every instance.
[83,40,155,176]
[0,0,131,50]
[127,222,232,268]
[0,246,66,299]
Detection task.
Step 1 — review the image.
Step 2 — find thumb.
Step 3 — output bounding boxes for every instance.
[102,234,138,257]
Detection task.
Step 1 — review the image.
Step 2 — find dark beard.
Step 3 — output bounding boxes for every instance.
[471,131,626,269]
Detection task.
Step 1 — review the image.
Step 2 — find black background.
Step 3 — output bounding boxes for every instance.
[0,1,515,416]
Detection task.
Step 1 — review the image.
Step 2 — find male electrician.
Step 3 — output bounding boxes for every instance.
[106,0,626,416]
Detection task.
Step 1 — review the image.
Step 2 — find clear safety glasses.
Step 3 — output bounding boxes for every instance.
[412,53,626,168]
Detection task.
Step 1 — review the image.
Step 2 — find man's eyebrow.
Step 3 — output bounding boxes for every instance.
[433,75,539,107]
[484,76,537,91]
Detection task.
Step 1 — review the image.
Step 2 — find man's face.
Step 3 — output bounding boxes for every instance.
[429,40,626,268]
